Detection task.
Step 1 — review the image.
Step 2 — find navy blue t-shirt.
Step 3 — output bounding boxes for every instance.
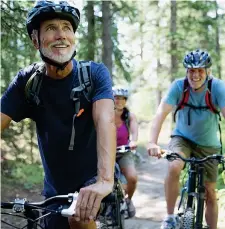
[1,59,113,197]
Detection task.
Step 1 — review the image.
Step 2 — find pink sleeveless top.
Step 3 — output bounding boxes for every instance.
[117,122,129,146]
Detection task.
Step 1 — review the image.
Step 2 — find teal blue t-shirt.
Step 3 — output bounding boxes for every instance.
[163,77,225,148]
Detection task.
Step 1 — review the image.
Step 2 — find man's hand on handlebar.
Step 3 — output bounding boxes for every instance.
[147,142,162,158]
[72,180,113,224]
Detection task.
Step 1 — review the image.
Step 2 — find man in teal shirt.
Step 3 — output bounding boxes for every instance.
[148,49,225,229]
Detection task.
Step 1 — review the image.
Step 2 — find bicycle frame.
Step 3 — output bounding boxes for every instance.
[164,152,224,229]
[185,163,206,229]
[100,177,126,228]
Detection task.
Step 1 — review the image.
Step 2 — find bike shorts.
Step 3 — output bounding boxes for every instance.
[117,152,135,169]
[168,136,221,182]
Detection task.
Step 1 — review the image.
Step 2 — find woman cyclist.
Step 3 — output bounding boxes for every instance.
[113,87,138,218]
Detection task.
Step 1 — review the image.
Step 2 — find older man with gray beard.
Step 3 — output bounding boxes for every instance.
[1,1,116,229]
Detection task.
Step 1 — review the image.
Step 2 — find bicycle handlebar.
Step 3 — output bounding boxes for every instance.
[1,193,78,217]
[1,190,118,218]
[162,150,225,164]
[116,145,131,154]
[117,145,139,154]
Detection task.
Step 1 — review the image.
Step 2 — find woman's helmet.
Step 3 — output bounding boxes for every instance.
[183,49,212,69]
[26,0,80,39]
[113,87,129,99]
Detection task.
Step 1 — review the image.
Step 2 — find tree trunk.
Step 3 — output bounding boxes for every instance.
[170,0,177,129]
[215,0,221,79]
[157,60,162,106]
[87,1,95,60]
[156,1,162,106]
[170,0,177,82]
[102,1,113,77]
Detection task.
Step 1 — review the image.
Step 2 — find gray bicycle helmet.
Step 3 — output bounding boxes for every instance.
[113,87,129,99]
[183,49,212,69]
[26,0,80,39]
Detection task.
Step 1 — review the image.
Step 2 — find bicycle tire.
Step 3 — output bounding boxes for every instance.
[118,213,125,229]
[97,204,120,229]
[182,208,195,229]
[111,198,125,229]
[111,180,125,229]
[96,220,108,229]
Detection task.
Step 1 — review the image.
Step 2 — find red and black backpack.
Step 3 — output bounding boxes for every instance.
[174,77,220,125]
[173,77,222,154]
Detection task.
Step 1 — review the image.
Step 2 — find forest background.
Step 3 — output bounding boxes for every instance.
[1,0,225,216]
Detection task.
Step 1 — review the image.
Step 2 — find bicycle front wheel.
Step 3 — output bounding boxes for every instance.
[182,208,195,229]
[117,212,125,229]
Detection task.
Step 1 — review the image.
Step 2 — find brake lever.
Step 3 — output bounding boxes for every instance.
[166,154,177,162]
[161,150,175,161]
[61,192,78,217]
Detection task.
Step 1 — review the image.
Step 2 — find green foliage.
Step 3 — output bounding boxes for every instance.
[2,160,44,190]
[1,119,39,163]
[168,0,225,79]
[1,0,37,91]
[217,170,225,190]
[12,162,43,189]
[77,0,137,79]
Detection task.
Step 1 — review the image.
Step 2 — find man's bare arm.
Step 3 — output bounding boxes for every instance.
[72,99,116,223]
[149,101,174,144]
[92,98,116,184]
[147,101,173,157]
[1,112,12,132]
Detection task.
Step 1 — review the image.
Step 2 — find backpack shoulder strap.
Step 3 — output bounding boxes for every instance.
[173,78,190,122]
[68,60,93,151]
[25,63,45,106]
[205,78,220,114]
[70,60,93,111]
[77,61,93,102]
[178,78,190,108]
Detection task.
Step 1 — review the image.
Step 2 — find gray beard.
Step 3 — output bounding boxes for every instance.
[40,45,76,64]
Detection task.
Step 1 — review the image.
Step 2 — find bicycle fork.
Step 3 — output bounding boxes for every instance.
[186,165,197,210]
[195,166,205,229]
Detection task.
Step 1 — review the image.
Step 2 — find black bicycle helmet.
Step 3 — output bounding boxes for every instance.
[26,0,80,39]
[26,1,80,70]
[183,49,212,69]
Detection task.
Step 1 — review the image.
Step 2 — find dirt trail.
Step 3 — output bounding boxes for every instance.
[125,150,168,229]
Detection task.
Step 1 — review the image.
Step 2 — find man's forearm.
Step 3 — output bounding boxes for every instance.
[96,116,116,183]
[1,113,12,132]
[149,114,164,144]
